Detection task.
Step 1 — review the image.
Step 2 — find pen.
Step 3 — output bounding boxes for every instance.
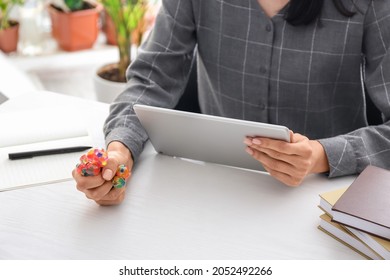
[8,146,92,160]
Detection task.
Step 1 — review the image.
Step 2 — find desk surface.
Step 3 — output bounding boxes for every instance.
[0,91,359,260]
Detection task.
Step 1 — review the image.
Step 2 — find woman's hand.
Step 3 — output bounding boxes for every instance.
[244,131,329,186]
[72,141,133,205]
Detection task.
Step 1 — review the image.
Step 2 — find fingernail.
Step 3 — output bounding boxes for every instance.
[243,138,252,145]
[252,139,262,145]
[245,147,254,155]
[103,169,113,180]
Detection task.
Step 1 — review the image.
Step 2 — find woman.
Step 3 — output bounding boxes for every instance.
[73,0,390,205]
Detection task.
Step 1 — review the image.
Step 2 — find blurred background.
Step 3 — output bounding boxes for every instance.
[0,0,161,102]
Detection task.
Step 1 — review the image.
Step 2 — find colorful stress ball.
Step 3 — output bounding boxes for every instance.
[76,148,109,176]
[112,164,130,188]
[76,148,130,188]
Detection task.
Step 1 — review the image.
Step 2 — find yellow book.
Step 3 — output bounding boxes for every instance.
[319,187,348,216]
[318,213,381,260]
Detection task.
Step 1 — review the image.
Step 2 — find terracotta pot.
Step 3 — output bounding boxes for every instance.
[48,3,102,51]
[0,21,19,53]
[102,10,117,45]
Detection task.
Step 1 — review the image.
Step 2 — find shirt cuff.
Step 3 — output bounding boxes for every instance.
[105,126,145,162]
[318,136,362,178]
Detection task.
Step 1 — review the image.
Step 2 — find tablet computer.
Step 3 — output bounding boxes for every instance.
[133,104,290,172]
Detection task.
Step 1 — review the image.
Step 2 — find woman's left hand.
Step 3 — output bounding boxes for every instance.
[244,131,329,186]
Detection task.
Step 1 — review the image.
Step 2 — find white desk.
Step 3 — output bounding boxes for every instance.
[0,91,359,260]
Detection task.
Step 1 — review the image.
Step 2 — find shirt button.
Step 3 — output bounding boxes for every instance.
[259,66,267,74]
[265,24,272,32]
[259,103,266,110]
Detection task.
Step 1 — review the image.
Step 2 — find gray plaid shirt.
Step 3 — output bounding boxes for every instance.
[105,0,390,178]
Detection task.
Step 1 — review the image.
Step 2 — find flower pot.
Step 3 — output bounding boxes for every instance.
[94,63,126,103]
[102,10,116,45]
[0,21,19,53]
[48,2,102,51]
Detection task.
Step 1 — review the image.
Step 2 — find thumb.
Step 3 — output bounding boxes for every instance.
[289,130,294,142]
[102,157,118,181]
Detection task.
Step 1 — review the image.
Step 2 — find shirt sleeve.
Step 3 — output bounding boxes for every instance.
[319,1,390,177]
[103,0,197,161]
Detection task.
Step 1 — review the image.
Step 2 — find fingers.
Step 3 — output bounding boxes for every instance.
[72,147,132,205]
[72,168,105,191]
[247,148,308,186]
[73,166,130,204]
[72,167,113,201]
[245,135,313,160]
[83,180,114,201]
[254,146,312,172]
[96,188,126,206]
[101,156,119,181]
[244,134,315,187]
[262,164,302,187]
[246,134,309,155]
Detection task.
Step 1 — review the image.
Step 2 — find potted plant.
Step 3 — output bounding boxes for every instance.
[94,0,150,103]
[48,0,102,51]
[0,0,24,53]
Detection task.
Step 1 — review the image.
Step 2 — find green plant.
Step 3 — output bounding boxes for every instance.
[51,0,91,12]
[0,0,24,30]
[101,0,147,82]
[64,0,83,11]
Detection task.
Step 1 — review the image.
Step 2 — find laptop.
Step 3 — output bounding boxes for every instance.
[133,104,290,172]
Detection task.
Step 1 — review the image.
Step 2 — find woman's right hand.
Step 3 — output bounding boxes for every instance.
[72,141,134,206]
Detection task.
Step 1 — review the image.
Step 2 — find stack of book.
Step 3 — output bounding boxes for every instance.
[317,165,390,260]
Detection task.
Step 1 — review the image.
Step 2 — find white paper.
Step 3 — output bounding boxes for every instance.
[0,108,88,148]
[0,108,92,191]
[0,136,92,191]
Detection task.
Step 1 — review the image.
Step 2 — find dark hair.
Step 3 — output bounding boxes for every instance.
[285,0,356,26]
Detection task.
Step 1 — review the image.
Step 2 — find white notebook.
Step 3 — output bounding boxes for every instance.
[0,108,92,191]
